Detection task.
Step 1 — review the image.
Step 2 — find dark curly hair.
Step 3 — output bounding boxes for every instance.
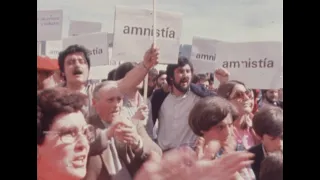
[37,87,88,145]
[58,45,91,80]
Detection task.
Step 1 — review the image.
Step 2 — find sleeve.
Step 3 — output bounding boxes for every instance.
[132,121,162,160]
[145,99,156,140]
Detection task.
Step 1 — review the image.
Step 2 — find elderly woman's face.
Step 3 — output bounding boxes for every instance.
[38,111,90,179]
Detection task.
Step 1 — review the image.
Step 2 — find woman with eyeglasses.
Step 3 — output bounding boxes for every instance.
[37,87,96,180]
[217,80,260,149]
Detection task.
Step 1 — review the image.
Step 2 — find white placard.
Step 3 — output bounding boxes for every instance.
[89,65,118,80]
[107,33,114,47]
[190,37,221,73]
[63,32,109,66]
[68,20,102,37]
[113,6,183,64]
[37,10,63,41]
[45,40,62,59]
[215,41,283,89]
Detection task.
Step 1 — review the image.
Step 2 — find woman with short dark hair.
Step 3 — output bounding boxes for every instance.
[189,96,256,179]
[37,87,96,180]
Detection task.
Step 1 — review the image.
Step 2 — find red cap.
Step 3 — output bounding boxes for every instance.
[37,56,59,71]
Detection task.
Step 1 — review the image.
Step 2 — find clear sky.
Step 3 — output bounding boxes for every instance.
[37,0,282,44]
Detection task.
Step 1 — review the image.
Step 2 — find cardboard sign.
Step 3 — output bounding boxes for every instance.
[190,37,221,73]
[112,6,183,64]
[215,41,283,89]
[89,65,118,80]
[68,20,102,37]
[45,40,62,59]
[63,32,109,66]
[37,10,63,41]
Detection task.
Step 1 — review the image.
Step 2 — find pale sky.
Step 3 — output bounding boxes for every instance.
[37,0,283,44]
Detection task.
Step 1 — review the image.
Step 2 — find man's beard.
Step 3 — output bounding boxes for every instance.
[265,96,277,104]
[172,78,190,93]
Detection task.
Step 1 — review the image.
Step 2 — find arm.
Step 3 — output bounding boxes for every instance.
[145,99,156,139]
[131,121,162,160]
[117,45,159,94]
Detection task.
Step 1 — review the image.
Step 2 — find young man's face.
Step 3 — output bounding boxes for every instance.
[262,134,283,152]
[63,52,89,84]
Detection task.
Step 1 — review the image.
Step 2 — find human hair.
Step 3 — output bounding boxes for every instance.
[252,106,283,138]
[156,70,166,80]
[114,62,138,80]
[260,151,283,180]
[166,57,194,86]
[107,68,117,80]
[198,74,208,82]
[188,96,239,136]
[58,45,91,73]
[37,87,88,145]
[92,81,119,100]
[217,80,246,99]
[149,68,159,80]
[192,74,200,84]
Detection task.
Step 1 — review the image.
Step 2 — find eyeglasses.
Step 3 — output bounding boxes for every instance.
[43,125,96,144]
[230,90,252,100]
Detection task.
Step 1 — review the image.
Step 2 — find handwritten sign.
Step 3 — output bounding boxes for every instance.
[37,10,63,41]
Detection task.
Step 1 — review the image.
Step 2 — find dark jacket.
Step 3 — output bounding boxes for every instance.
[248,144,265,180]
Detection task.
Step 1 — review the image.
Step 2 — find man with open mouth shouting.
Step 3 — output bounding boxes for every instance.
[149,57,230,152]
[58,44,159,117]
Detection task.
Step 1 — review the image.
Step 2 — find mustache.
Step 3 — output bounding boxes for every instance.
[73,69,83,75]
[179,77,189,83]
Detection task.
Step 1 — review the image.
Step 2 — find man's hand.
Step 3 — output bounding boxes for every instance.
[134,147,254,180]
[143,44,159,69]
[113,120,141,149]
[132,105,149,121]
[214,68,230,84]
[195,137,221,160]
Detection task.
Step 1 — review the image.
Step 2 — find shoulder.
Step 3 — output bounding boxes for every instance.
[248,144,263,154]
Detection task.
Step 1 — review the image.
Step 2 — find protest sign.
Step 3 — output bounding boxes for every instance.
[63,32,109,66]
[68,20,102,37]
[190,37,221,73]
[45,40,62,59]
[215,41,283,89]
[112,6,183,64]
[107,33,114,47]
[89,65,118,80]
[37,10,63,41]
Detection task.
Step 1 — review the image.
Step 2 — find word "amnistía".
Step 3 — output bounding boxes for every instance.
[196,53,216,61]
[222,58,274,68]
[88,48,103,56]
[123,26,176,38]
[37,15,60,26]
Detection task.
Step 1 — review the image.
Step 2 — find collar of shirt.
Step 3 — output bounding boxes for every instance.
[170,88,191,99]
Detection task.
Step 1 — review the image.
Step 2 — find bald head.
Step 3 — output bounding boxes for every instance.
[93,81,119,100]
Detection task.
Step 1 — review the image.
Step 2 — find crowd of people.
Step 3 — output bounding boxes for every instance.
[37,44,283,180]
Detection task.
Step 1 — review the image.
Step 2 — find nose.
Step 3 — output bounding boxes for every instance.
[75,133,89,151]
